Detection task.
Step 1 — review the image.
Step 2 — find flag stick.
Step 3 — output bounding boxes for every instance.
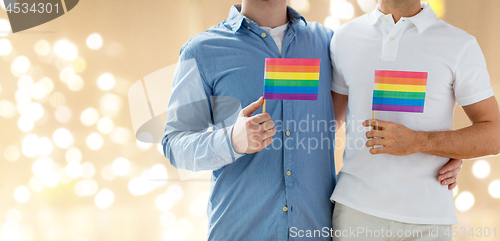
[372,110,375,149]
[262,99,266,113]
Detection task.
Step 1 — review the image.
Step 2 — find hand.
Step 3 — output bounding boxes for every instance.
[438,158,463,190]
[231,97,276,154]
[363,119,427,155]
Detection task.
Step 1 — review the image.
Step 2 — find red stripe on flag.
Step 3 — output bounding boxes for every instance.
[375,70,428,79]
[265,58,321,66]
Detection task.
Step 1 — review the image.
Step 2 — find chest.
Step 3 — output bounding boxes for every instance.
[339,27,457,99]
[337,27,459,130]
[203,34,334,114]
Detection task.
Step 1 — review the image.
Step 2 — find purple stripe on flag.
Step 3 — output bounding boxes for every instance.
[264,93,318,100]
[372,104,424,113]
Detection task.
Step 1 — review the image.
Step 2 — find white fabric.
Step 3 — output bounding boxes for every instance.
[332,203,452,241]
[330,2,494,224]
[261,22,288,56]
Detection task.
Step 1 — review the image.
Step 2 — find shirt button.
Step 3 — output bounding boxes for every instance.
[247,26,251,30]
[389,36,394,41]
[286,171,291,176]
[283,206,288,212]
[285,131,291,136]
[383,18,388,23]
[246,19,250,23]
[261,32,267,38]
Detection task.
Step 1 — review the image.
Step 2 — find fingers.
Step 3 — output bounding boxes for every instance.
[249,128,276,141]
[441,176,456,186]
[262,120,275,131]
[439,158,463,175]
[362,119,389,129]
[438,159,461,188]
[369,146,388,155]
[261,137,274,150]
[234,98,274,154]
[247,130,275,152]
[241,97,264,117]
[438,166,460,182]
[366,130,385,139]
[262,128,276,139]
[248,113,271,125]
[366,138,385,148]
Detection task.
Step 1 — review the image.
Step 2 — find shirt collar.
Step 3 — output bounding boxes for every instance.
[227,4,307,33]
[367,4,385,26]
[367,2,437,33]
[406,2,437,33]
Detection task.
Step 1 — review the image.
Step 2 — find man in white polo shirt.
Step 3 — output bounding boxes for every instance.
[330,0,500,240]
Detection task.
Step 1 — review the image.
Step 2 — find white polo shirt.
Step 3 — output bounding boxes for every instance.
[330,2,494,224]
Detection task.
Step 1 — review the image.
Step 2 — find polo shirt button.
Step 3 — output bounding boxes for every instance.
[286,171,291,176]
[261,32,267,38]
[383,18,388,23]
[286,131,291,136]
[389,36,394,41]
[246,19,250,23]
[247,26,251,30]
[283,206,288,212]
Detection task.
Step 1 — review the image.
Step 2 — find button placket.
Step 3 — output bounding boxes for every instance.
[381,20,408,61]
[283,101,294,189]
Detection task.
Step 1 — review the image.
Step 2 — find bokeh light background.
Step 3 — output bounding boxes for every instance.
[0,0,499,240]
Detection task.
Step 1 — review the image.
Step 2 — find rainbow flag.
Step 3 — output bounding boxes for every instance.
[372,70,428,113]
[263,58,321,100]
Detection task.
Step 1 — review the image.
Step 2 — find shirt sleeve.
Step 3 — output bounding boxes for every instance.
[330,34,349,95]
[453,38,495,106]
[161,47,244,172]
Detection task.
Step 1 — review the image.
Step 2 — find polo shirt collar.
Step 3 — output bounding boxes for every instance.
[227,4,307,33]
[367,4,385,26]
[406,2,437,33]
[367,1,437,33]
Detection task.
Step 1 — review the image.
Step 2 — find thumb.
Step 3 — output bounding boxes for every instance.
[241,97,264,117]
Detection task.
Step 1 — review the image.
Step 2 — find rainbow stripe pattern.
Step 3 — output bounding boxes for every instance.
[372,70,428,113]
[263,58,321,100]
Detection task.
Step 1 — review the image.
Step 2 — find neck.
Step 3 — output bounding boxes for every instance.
[378,0,421,23]
[241,0,288,28]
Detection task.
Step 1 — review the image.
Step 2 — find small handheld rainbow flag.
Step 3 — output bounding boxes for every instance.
[372,70,428,113]
[263,58,321,101]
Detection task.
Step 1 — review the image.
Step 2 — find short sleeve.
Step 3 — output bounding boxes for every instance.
[330,34,349,95]
[453,38,495,106]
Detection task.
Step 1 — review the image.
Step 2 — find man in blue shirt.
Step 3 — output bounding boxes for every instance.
[162,0,461,240]
[163,1,335,240]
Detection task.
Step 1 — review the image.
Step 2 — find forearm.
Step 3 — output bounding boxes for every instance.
[164,126,241,172]
[334,104,346,128]
[417,121,500,159]
[332,91,348,131]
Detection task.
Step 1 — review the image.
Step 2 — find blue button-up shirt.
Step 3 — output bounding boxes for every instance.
[163,5,336,241]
